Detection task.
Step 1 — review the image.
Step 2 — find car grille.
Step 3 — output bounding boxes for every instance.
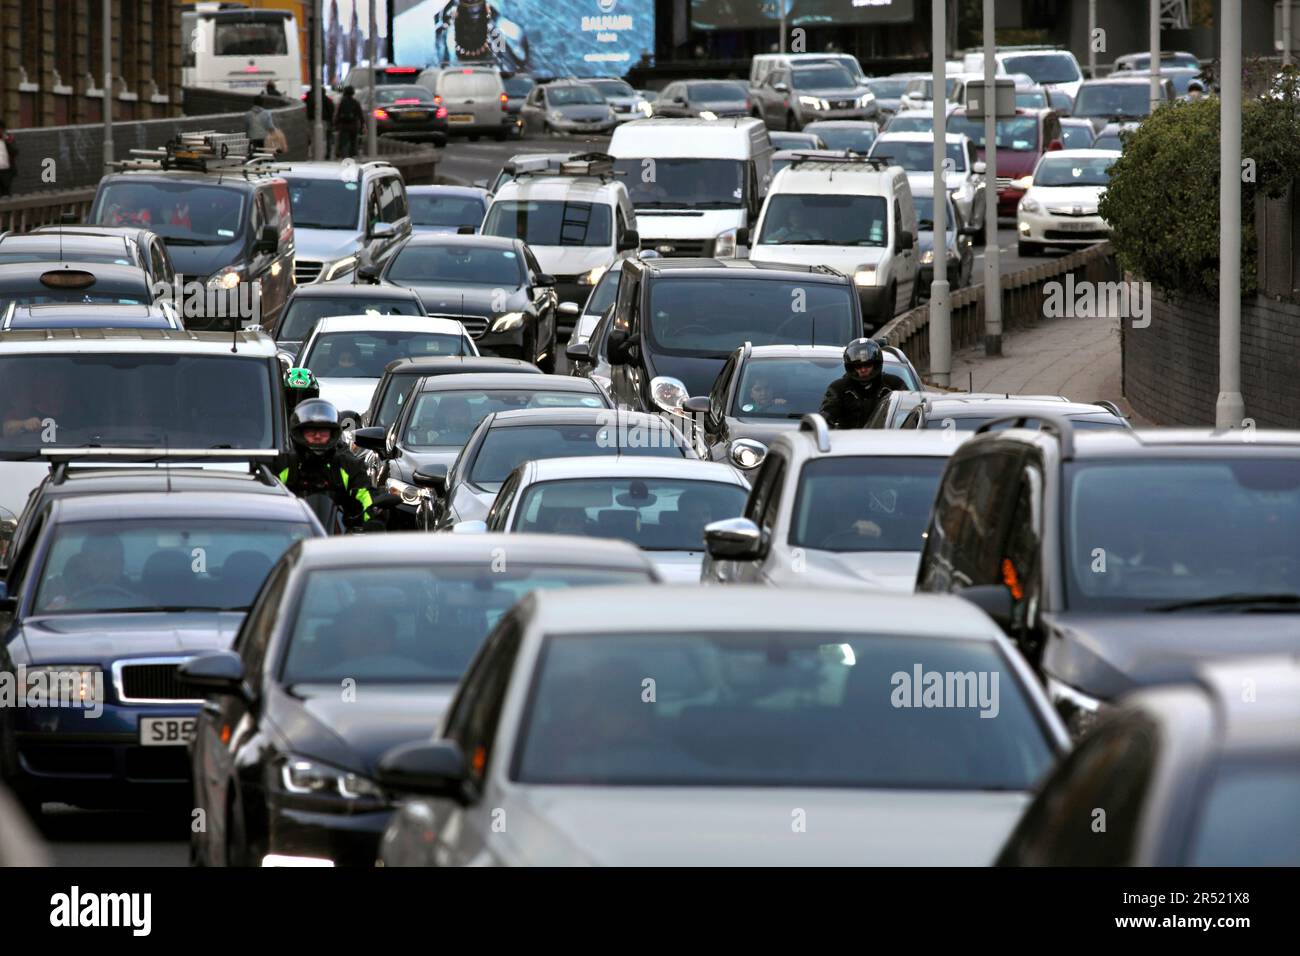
[1047,206,1099,217]
[641,238,711,257]
[295,260,323,283]
[431,313,488,338]
[832,100,856,109]
[1044,229,1109,240]
[118,662,200,703]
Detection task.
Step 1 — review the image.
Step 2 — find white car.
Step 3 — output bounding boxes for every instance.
[375,586,1069,866]
[298,315,478,429]
[962,48,1086,102]
[869,131,988,244]
[481,456,750,582]
[1015,148,1121,256]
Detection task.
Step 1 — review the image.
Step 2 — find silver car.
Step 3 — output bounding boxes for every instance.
[375,585,1068,866]
[416,66,513,141]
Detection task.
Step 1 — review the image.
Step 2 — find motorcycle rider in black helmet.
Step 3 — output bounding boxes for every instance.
[278,398,380,531]
[820,338,890,429]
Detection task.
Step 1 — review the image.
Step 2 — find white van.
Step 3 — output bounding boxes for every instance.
[750,53,867,88]
[749,155,919,333]
[959,47,1085,101]
[607,117,773,258]
[183,5,303,94]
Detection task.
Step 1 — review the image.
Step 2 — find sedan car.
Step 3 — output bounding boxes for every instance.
[1016,149,1121,256]
[376,586,1068,866]
[1058,118,1096,150]
[801,120,880,153]
[0,487,320,817]
[519,81,618,136]
[183,533,662,867]
[363,356,541,431]
[270,284,429,361]
[376,233,558,371]
[588,76,651,121]
[405,185,489,236]
[651,80,751,120]
[433,407,695,531]
[298,315,479,429]
[359,85,449,143]
[997,657,1300,866]
[483,457,749,582]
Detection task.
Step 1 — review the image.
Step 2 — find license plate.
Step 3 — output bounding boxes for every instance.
[1056,220,1095,231]
[449,114,474,123]
[139,717,196,747]
[401,111,428,120]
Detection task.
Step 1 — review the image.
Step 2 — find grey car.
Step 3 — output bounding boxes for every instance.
[519,81,618,136]
[416,66,513,141]
[751,63,877,131]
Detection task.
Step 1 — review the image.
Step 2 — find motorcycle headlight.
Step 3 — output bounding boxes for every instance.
[24,666,103,706]
[577,266,606,286]
[649,375,690,416]
[1046,676,1104,736]
[853,266,878,286]
[1020,197,1042,214]
[321,255,358,282]
[385,477,425,505]
[280,756,385,806]
[489,311,526,332]
[713,227,741,259]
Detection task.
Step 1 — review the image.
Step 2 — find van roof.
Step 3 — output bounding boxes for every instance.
[492,176,625,204]
[610,118,768,160]
[770,162,903,193]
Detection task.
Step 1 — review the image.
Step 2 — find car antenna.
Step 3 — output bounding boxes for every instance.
[231,320,239,353]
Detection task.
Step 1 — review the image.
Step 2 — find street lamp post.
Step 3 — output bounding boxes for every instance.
[1217,0,1245,429]
[102,0,113,168]
[1150,0,1161,111]
[367,0,378,159]
[1088,0,1097,78]
[982,0,1001,356]
[313,0,325,160]
[929,0,951,387]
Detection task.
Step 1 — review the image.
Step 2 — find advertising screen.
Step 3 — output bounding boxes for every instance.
[392,0,656,78]
[691,0,916,29]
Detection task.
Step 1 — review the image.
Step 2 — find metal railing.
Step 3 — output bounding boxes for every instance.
[876,241,1119,379]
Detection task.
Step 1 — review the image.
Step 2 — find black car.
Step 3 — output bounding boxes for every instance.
[271,283,428,360]
[567,257,865,421]
[3,229,176,295]
[432,407,696,530]
[353,372,612,529]
[0,487,321,816]
[359,85,450,144]
[0,262,155,316]
[916,419,1300,737]
[181,533,661,866]
[913,189,975,293]
[652,80,751,119]
[375,234,559,372]
[684,343,921,472]
[997,658,1300,866]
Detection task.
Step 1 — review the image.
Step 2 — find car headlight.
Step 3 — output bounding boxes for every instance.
[490,311,526,332]
[920,249,935,265]
[206,268,243,289]
[1046,676,1104,735]
[714,227,742,259]
[857,92,875,109]
[1020,197,1042,214]
[549,110,565,122]
[649,375,690,416]
[577,266,606,286]
[729,439,767,469]
[798,96,828,110]
[24,666,102,706]
[385,477,426,505]
[854,266,878,286]
[280,756,385,805]
[321,255,358,282]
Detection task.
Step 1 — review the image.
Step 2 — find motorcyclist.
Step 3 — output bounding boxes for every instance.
[820,338,890,429]
[278,398,381,532]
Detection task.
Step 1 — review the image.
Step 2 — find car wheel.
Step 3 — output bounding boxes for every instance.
[1018,240,1043,257]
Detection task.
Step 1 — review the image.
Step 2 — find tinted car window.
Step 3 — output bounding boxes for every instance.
[612,159,745,208]
[404,389,606,448]
[758,194,888,247]
[408,194,487,229]
[387,244,522,285]
[283,177,362,230]
[303,330,467,378]
[483,201,612,247]
[278,296,424,342]
[791,456,947,552]
[94,181,248,244]
[948,115,1040,151]
[469,423,687,487]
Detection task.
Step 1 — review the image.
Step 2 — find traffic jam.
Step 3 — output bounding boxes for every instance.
[0,3,1291,916]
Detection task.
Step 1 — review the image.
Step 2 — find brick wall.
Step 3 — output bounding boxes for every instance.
[1123,287,1300,426]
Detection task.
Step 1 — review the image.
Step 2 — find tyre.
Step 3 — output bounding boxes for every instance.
[1018,240,1043,257]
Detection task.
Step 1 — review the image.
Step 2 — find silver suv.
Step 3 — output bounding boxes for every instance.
[278,160,412,285]
[416,66,512,141]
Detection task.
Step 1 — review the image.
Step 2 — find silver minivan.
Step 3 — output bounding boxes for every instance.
[416,66,512,140]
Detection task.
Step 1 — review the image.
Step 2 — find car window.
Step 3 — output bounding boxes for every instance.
[238,559,291,679]
[483,200,613,248]
[404,388,607,449]
[447,617,524,788]
[792,455,948,553]
[387,243,522,286]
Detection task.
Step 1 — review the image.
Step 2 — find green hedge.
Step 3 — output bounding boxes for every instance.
[1098,72,1300,300]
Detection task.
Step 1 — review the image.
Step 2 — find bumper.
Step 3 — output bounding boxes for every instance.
[918,261,963,290]
[267,802,394,867]
[377,120,449,138]
[1018,211,1111,246]
[476,324,528,359]
[443,115,515,135]
[798,105,877,124]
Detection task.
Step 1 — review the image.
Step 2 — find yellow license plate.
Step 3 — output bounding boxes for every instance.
[402,111,428,120]
[449,114,474,123]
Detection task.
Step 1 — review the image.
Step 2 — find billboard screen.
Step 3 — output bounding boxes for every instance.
[392,0,656,78]
[691,0,916,29]
[323,0,390,86]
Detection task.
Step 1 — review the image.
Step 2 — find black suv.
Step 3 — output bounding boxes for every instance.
[567,257,865,420]
[915,417,1300,736]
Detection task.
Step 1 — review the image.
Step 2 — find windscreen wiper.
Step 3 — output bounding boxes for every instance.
[1150,593,1300,612]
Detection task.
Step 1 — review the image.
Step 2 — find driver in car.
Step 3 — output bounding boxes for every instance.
[2,378,70,440]
[741,374,789,414]
[765,202,819,244]
[43,533,136,610]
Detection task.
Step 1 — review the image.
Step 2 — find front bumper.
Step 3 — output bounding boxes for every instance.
[918,261,963,291]
[476,324,529,359]
[1018,210,1111,246]
[267,801,394,867]
[798,105,877,125]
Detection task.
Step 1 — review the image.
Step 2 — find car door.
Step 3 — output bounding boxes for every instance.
[369,175,411,269]
[521,245,556,354]
[703,353,738,457]
[606,268,643,410]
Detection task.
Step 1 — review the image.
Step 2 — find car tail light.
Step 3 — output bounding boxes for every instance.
[373,108,389,120]
[433,94,442,106]
[435,106,448,119]
[385,66,417,74]
[500,92,509,111]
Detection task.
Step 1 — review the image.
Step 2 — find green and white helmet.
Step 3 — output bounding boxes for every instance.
[284,367,320,410]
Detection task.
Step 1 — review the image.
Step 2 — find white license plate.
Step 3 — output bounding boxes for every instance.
[139,717,196,747]
[448,114,474,123]
[1055,220,1096,231]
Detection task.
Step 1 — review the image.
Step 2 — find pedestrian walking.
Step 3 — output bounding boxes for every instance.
[0,118,18,197]
[245,100,278,151]
[305,87,336,159]
[334,85,363,159]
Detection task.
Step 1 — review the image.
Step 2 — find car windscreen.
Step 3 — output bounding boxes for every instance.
[613,158,745,209]
[93,181,247,245]
[33,519,312,615]
[913,193,958,234]
[408,193,487,228]
[758,194,888,247]
[1001,53,1082,85]
[1072,83,1152,118]
[1064,458,1300,611]
[303,329,467,379]
[403,389,606,448]
[278,296,424,343]
[867,78,911,98]
[684,81,747,103]
[214,19,288,56]
[883,115,933,133]
[470,422,687,488]
[1033,156,1114,187]
[513,630,1055,788]
[482,200,612,247]
[386,243,522,285]
[792,66,857,91]
[733,357,914,420]
[512,478,747,551]
[591,80,635,98]
[375,86,437,105]
[808,126,878,151]
[0,354,274,457]
[647,277,857,358]
[280,564,653,685]
[790,456,946,553]
[283,177,362,230]
[947,115,1040,151]
[1060,124,1095,149]
[1188,761,1300,866]
[547,85,605,106]
[871,140,966,172]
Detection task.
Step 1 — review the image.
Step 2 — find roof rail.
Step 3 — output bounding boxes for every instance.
[1093,399,1125,419]
[973,413,1076,460]
[799,413,832,453]
[109,131,285,176]
[789,151,890,171]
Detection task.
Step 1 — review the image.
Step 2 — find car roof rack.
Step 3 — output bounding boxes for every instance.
[788,151,886,170]
[799,413,832,453]
[109,131,284,176]
[973,413,1076,459]
[1093,399,1126,418]
[508,151,620,182]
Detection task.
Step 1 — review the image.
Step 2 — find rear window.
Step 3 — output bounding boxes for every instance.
[440,71,503,98]
[214,20,288,57]
[278,296,424,343]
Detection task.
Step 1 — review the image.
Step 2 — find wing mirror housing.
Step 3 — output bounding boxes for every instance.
[704,517,767,561]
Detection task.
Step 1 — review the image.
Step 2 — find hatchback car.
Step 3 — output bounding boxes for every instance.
[518,80,618,136]
[1016,149,1121,256]
[270,283,429,361]
[405,185,490,236]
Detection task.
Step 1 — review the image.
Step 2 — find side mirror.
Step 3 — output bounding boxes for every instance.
[352,426,388,453]
[895,228,913,253]
[178,651,248,699]
[255,225,278,255]
[606,327,629,364]
[734,226,749,248]
[355,264,382,285]
[370,221,397,240]
[558,302,580,317]
[532,272,556,287]
[959,584,1014,632]
[564,340,591,362]
[704,517,766,561]
[375,740,471,802]
[617,229,640,252]
[412,464,448,496]
[972,160,987,175]
[681,396,710,415]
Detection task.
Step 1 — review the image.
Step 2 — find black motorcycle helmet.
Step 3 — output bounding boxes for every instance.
[843,338,884,381]
[289,398,341,458]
